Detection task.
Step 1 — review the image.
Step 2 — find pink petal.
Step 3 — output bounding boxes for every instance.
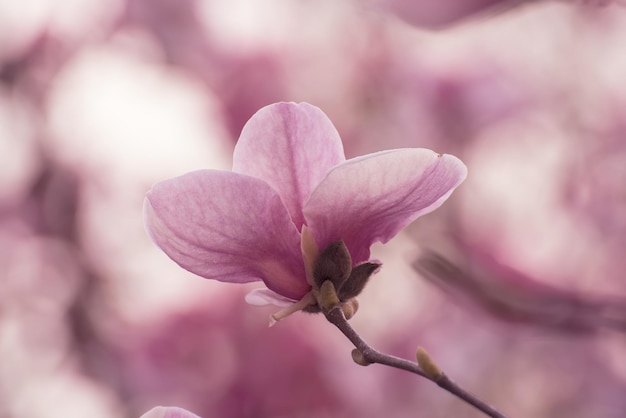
[245,288,296,307]
[145,170,310,299]
[232,102,345,229]
[303,149,467,263]
[139,406,201,418]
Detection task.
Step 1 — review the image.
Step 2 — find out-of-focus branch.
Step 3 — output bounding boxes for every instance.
[415,250,626,332]
[323,305,509,418]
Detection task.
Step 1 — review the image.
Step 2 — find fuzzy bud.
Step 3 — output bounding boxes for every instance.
[351,349,372,366]
[416,347,442,379]
[341,299,359,320]
[318,280,340,312]
[337,262,381,301]
[313,240,352,289]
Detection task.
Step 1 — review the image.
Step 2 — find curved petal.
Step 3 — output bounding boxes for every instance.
[232,102,345,229]
[145,170,310,299]
[139,406,201,418]
[303,149,467,263]
[245,288,295,307]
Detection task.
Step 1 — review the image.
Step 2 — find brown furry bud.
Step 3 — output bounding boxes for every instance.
[313,240,352,289]
[338,262,381,301]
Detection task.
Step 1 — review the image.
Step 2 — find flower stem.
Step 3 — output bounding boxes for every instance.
[323,306,508,418]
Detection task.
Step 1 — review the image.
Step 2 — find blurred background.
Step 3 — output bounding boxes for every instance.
[2,0,626,417]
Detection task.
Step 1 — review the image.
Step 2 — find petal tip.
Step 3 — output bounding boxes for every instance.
[139,406,201,418]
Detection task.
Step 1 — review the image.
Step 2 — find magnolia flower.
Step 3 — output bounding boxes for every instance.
[139,406,201,418]
[144,102,466,322]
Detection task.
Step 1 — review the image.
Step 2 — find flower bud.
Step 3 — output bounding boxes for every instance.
[341,298,359,320]
[351,349,372,366]
[319,280,340,311]
[313,240,352,289]
[416,347,442,379]
[337,261,381,301]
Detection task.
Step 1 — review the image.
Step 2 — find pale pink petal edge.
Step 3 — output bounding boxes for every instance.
[245,288,296,308]
[139,406,201,418]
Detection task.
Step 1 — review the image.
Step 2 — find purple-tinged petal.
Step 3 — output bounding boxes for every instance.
[232,102,345,229]
[145,170,310,299]
[139,406,201,418]
[303,149,467,263]
[245,288,296,307]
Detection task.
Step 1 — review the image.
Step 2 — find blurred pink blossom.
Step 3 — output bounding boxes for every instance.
[144,102,466,310]
[140,406,200,418]
[120,294,359,417]
[378,0,521,28]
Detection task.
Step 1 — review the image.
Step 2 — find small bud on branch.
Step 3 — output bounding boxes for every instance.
[351,349,372,366]
[416,347,443,380]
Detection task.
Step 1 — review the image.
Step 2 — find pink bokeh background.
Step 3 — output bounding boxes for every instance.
[2,1,626,417]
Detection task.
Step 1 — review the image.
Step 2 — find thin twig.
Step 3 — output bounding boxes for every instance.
[324,306,508,418]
